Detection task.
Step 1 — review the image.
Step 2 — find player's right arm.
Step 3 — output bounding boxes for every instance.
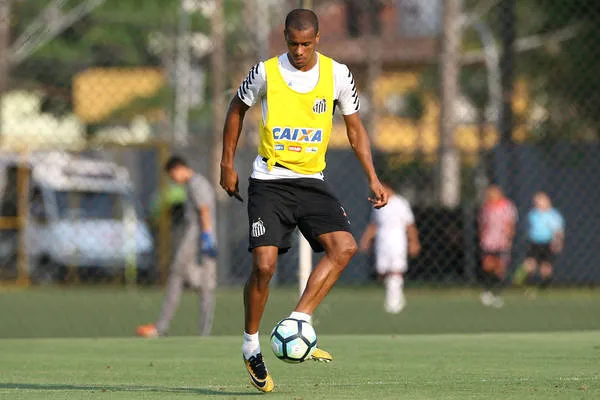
[220,63,265,199]
[220,96,250,199]
[359,223,377,253]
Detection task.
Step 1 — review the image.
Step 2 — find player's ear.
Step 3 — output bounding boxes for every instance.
[315,32,320,45]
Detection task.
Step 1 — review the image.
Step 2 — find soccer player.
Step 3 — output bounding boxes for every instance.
[219,9,387,393]
[478,185,517,308]
[359,183,420,313]
[137,156,217,338]
[513,192,564,290]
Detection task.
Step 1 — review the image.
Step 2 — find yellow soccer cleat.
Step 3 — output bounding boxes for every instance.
[244,353,274,393]
[310,347,333,363]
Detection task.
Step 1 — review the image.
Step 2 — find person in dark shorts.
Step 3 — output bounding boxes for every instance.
[219,8,388,393]
[514,192,565,290]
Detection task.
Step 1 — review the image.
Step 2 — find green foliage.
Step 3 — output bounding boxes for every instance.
[398,90,426,122]
[518,0,600,141]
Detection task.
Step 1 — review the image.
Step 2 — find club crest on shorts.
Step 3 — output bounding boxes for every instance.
[313,98,327,114]
[251,218,266,238]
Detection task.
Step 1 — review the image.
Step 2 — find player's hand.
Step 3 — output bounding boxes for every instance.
[200,231,218,257]
[368,179,388,209]
[220,165,243,202]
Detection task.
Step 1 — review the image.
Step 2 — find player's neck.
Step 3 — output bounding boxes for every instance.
[287,52,318,72]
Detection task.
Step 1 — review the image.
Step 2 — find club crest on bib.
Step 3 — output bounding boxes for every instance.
[312,98,327,114]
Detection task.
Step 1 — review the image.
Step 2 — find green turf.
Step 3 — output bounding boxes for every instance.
[0,332,598,399]
[1,286,600,338]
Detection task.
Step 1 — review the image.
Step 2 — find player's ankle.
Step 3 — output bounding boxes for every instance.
[289,311,312,324]
[242,331,261,360]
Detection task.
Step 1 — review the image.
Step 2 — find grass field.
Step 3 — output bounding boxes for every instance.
[1,286,600,337]
[0,286,599,399]
[0,333,598,399]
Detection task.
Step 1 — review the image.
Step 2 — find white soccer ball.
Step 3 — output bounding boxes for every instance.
[270,318,317,363]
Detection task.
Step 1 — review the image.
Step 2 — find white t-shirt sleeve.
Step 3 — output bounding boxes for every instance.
[236,62,267,108]
[333,61,360,115]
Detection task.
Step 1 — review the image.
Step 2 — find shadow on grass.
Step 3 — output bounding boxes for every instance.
[0,382,262,396]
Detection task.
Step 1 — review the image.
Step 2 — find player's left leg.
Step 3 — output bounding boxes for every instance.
[136,268,185,338]
[490,255,508,308]
[539,261,553,289]
[289,179,355,362]
[293,230,356,362]
[295,230,356,314]
[383,272,405,313]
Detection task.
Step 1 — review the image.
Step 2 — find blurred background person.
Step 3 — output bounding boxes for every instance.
[513,192,565,291]
[478,185,517,308]
[360,183,420,313]
[137,156,217,337]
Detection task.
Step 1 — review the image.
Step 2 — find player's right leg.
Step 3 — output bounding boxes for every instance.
[480,253,497,306]
[243,179,296,392]
[198,256,217,336]
[243,246,277,392]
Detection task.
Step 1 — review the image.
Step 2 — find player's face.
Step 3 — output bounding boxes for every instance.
[534,193,551,210]
[285,27,319,71]
[168,166,187,184]
[486,187,502,202]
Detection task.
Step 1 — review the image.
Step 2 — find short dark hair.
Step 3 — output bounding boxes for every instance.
[164,155,188,172]
[285,9,319,34]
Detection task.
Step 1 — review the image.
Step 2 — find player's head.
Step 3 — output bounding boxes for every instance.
[284,9,320,70]
[485,185,504,202]
[533,191,552,210]
[164,155,192,184]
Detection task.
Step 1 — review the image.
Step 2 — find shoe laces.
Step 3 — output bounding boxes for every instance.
[247,353,267,379]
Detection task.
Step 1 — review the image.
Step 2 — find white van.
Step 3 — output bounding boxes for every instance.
[0,152,154,283]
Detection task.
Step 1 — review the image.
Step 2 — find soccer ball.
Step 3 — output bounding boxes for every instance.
[270,318,317,363]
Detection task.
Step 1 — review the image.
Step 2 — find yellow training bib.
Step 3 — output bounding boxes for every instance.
[258,54,334,175]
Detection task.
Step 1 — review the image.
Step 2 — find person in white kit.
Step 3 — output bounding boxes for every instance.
[360,183,420,313]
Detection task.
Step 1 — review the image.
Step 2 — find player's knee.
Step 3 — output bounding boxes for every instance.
[333,239,358,267]
[524,259,536,273]
[540,263,553,277]
[251,257,276,283]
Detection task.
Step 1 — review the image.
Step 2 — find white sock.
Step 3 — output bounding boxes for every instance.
[384,275,405,312]
[289,311,312,325]
[242,331,261,360]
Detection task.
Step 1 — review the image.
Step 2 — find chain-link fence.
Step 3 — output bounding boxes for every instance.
[1,0,599,338]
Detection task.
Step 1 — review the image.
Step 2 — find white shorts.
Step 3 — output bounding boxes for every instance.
[375,252,408,275]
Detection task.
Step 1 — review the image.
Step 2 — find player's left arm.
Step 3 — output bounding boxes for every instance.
[336,62,387,208]
[343,113,387,208]
[406,223,421,258]
[191,177,217,255]
[199,205,212,233]
[505,203,518,245]
[551,212,565,253]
